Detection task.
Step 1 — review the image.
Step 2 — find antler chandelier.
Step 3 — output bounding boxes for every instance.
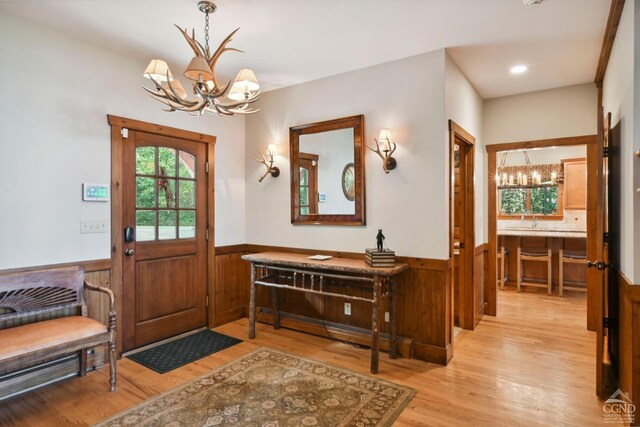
[142,1,261,116]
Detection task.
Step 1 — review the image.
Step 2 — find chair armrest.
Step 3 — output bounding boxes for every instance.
[84,281,116,333]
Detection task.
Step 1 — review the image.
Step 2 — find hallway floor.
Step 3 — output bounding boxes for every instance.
[0,290,606,426]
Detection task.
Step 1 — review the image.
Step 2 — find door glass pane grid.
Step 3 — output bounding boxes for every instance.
[135,146,198,241]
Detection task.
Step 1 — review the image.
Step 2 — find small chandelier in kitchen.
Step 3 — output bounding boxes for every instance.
[142,1,261,116]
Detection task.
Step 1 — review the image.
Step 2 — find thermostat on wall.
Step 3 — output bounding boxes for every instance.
[83,183,109,202]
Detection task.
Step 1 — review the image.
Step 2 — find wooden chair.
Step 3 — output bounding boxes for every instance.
[497,237,509,289]
[517,237,552,295]
[559,240,587,297]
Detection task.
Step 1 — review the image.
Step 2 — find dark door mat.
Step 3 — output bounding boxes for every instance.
[127,330,243,374]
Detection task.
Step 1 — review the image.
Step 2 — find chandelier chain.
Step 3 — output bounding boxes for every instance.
[204,10,210,57]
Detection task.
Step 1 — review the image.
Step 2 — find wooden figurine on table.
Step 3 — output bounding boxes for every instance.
[376,229,385,251]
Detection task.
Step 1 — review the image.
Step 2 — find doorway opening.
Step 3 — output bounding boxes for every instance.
[486,136,595,331]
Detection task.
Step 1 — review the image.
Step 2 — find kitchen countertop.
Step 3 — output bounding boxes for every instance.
[497,229,587,238]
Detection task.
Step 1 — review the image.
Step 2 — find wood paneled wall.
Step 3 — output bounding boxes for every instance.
[1,246,459,366]
[616,270,640,403]
[214,244,454,365]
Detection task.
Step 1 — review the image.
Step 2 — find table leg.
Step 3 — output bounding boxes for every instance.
[249,263,257,339]
[273,286,280,329]
[371,275,382,374]
[389,279,397,359]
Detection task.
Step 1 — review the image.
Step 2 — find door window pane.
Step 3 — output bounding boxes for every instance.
[135,145,198,241]
[136,177,156,208]
[158,210,177,240]
[158,179,176,208]
[179,210,196,238]
[158,147,177,177]
[300,207,309,215]
[136,210,156,241]
[136,147,156,175]
[300,187,308,206]
[300,168,308,185]
[178,151,196,178]
[178,180,196,208]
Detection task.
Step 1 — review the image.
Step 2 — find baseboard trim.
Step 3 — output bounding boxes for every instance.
[413,341,452,365]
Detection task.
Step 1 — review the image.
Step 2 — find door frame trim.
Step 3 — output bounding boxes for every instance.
[107,115,216,356]
[485,134,596,324]
[449,120,476,331]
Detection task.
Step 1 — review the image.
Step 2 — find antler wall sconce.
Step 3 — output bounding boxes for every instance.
[367,129,397,173]
[255,144,280,182]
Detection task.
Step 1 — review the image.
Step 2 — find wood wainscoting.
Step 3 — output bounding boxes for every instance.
[616,270,640,404]
[214,244,454,365]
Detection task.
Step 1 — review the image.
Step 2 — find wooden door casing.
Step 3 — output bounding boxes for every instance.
[449,121,476,331]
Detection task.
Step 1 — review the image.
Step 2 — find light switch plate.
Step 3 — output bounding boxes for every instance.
[81,220,107,234]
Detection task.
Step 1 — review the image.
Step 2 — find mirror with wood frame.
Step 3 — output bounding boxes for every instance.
[290,115,365,225]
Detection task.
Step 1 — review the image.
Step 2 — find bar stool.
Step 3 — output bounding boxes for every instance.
[496,237,509,289]
[559,239,587,297]
[517,237,552,295]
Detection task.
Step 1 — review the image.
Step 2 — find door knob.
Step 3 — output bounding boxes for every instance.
[124,248,135,257]
[586,260,610,270]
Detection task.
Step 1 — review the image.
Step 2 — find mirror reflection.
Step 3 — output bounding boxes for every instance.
[298,128,355,215]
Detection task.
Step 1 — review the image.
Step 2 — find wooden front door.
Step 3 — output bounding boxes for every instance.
[122,131,208,351]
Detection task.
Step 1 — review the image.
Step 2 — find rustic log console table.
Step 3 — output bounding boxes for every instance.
[241,252,408,374]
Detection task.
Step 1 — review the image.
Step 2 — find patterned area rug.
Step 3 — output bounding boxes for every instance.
[127,330,242,374]
[96,347,415,427]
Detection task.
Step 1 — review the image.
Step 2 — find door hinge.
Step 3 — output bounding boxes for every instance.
[603,317,610,328]
[121,128,129,139]
[603,146,609,158]
[205,229,209,240]
[603,232,609,243]
[205,162,209,173]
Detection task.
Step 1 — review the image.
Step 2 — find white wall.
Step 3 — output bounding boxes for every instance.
[245,50,448,259]
[603,0,636,282]
[299,129,355,215]
[484,83,598,145]
[0,12,246,269]
[445,53,486,244]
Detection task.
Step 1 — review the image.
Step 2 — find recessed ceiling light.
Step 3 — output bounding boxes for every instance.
[510,65,528,74]
[523,0,543,6]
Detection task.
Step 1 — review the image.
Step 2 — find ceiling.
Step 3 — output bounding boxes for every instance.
[0,0,609,99]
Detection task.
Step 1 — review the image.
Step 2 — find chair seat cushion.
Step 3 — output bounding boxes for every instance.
[563,251,586,260]
[0,316,107,362]
[521,249,548,257]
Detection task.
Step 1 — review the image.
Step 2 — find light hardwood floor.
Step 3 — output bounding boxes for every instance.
[1,290,606,426]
